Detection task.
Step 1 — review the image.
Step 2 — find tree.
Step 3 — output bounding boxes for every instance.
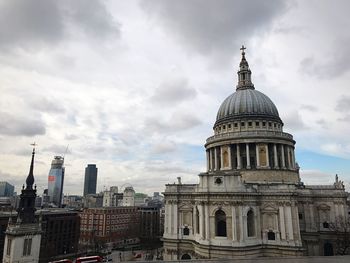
[329,217,350,255]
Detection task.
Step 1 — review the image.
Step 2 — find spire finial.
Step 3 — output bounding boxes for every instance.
[240,45,246,56]
[26,142,37,189]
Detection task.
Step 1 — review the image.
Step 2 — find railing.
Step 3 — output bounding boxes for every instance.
[206,130,293,143]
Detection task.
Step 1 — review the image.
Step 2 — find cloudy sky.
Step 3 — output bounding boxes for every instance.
[1,0,350,196]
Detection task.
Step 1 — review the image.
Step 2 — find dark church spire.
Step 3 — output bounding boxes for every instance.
[17,144,38,224]
[236,45,255,90]
[25,146,35,189]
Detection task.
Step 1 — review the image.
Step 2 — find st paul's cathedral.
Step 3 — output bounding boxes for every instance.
[163,47,349,260]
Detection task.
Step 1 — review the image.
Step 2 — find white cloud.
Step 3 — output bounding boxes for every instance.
[1,1,350,195]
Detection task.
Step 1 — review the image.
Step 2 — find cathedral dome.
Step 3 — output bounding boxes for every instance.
[215,46,282,126]
[216,89,281,124]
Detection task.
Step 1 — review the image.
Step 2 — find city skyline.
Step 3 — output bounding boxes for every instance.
[0,0,350,195]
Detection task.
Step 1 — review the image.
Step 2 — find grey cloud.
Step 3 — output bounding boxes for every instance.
[335,95,350,112]
[29,97,66,114]
[42,145,71,155]
[150,78,197,106]
[66,0,120,39]
[151,141,177,154]
[338,114,350,122]
[300,104,318,111]
[0,111,46,136]
[65,134,79,140]
[144,112,202,134]
[0,0,63,49]
[0,0,120,51]
[300,40,350,79]
[141,0,288,61]
[282,110,307,131]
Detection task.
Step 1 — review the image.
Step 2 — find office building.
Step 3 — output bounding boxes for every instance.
[47,156,65,207]
[84,164,98,196]
[0,182,14,197]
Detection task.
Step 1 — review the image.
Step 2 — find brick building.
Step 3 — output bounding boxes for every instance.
[79,207,140,249]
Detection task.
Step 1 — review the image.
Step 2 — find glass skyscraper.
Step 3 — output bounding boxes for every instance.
[84,164,97,196]
[47,156,65,207]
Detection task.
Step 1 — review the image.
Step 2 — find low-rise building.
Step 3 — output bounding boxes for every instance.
[79,207,140,250]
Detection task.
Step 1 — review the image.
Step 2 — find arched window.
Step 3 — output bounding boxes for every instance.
[215,210,227,237]
[247,209,255,237]
[183,226,189,236]
[267,231,275,240]
[196,207,200,234]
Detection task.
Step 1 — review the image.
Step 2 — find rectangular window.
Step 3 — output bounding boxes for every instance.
[234,123,238,128]
[268,122,272,127]
[6,239,12,256]
[248,122,252,127]
[255,122,260,127]
[241,122,245,127]
[262,122,266,127]
[23,238,32,256]
[228,124,231,128]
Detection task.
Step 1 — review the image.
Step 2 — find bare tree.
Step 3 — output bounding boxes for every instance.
[329,217,350,255]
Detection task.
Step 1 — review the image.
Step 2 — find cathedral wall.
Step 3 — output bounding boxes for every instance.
[241,170,299,183]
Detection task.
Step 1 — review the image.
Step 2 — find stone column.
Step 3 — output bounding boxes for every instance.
[228,145,232,169]
[192,205,198,236]
[273,144,278,169]
[164,202,169,234]
[239,205,244,241]
[173,201,178,236]
[210,149,214,171]
[237,144,241,169]
[265,145,270,168]
[232,206,237,241]
[206,151,210,172]
[256,144,260,168]
[309,203,315,231]
[199,203,204,239]
[285,206,294,240]
[246,143,251,169]
[281,145,286,169]
[287,146,292,169]
[205,203,210,240]
[291,148,296,169]
[279,205,286,240]
[168,202,172,235]
[214,147,219,171]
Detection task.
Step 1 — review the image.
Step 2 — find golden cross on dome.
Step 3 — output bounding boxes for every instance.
[240,45,246,55]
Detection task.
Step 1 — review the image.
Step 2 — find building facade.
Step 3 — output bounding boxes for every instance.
[0,182,14,197]
[84,164,98,196]
[79,207,140,250]
[163,48,349,260]
[39,209,80,263]
[48,156,65,207]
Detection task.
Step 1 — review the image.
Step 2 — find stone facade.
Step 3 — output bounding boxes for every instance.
[163,48,349,260]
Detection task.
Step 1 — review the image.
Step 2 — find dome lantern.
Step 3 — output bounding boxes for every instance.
[236,45,254,90]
